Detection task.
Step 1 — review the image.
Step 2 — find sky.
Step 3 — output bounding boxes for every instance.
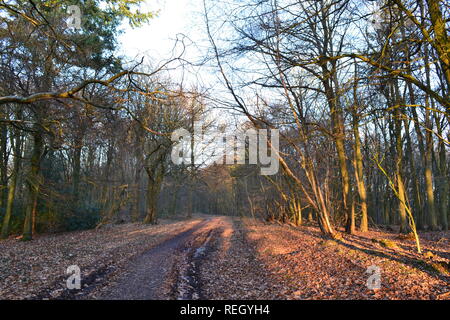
[115,0,257,132]
[117,0,210,85]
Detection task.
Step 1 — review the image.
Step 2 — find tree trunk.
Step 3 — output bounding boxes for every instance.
[425,0,450,97]
[308,209,313,223]
[291,195,302,226]
[130,166,142,222]
[144,180,158,224]
[72,136,82,205]
[22,131,43,241]
[325,81,353,234]
[435,122,449,230]
[392,82,409,233]
[187,180,193,218]
[0,122,7,210]
[1,130,22,239]
[353,113,368,232]
[423,27,439,230]
[424,122,438,230]
[169,184,180,216]
[395,139,408,233]
[336,136,354,234]
[143,167,163,224]
[404,118,423,229]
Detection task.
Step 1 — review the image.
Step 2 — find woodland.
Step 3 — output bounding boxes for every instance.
[0,0,449,300]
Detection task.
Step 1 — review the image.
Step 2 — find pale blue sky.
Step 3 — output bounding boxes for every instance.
[115,0,259,128]
[117,0,209,85]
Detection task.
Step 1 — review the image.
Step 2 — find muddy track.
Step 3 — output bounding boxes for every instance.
[89,217,226,300]
[31,262,118,300]
[30,217,229,300]
[169,224,222,300]
[31,220,208,300]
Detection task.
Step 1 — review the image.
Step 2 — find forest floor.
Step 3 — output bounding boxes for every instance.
[0,215,448,300]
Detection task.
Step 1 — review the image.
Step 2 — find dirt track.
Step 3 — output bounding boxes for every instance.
[100,217,226,300]
[3,215,447,300]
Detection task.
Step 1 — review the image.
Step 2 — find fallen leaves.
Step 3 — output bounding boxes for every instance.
[0,218,202,299]
[1,215,448,300]
[240,220,450,300]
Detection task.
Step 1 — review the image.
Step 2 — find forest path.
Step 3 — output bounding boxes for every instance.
[99,216,228,300]
[4,215,447,300]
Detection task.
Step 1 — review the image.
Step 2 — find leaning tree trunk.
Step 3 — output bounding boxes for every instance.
[393,94,409,234]
[425,0,450,99]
